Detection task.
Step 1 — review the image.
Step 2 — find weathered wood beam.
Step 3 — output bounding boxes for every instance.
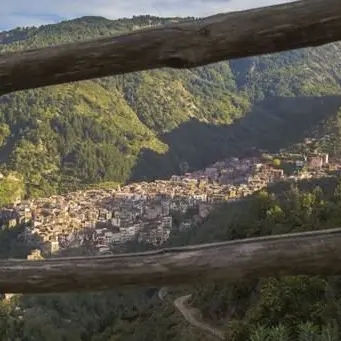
[0,0,341,95]
[2,228,341,293]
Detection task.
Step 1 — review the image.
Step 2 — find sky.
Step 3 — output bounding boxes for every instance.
[0,0,295,31]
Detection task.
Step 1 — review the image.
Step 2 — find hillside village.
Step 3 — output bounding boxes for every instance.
[0,151,335,256]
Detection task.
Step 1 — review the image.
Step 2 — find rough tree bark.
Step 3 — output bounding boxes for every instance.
[0,0,341,95]
[1,228,341,293]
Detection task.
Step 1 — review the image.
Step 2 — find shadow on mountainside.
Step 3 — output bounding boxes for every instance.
[130,95,341,182]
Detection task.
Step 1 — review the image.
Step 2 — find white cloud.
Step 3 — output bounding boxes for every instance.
[0,0,295,30]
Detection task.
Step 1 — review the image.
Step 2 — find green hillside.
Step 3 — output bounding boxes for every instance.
[1,16,341,201]
[172,176,341,341]
[2,177,341,341]
[2,14,341,341]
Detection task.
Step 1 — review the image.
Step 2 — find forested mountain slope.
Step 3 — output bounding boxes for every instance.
[164,176,341,341]
[2,13,341,341]
[1,16,341,199]
[2,177,341,340]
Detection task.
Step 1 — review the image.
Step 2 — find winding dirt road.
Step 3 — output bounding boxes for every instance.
[159,288,225,340]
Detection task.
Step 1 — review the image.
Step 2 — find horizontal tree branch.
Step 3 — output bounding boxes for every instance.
[1,0,341,95]
[2,228,341,293]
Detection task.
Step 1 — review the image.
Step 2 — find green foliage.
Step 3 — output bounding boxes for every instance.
[250,325,269,341]
[2,177,341,340]
[87,181,120,190]
[298,322,319,341]
[1,14,341,341]
[225,320,251,341]
[1,16,341,196]
[267,324,289,341]
[0,123,10,147]
[166,177,341,340]
[0,173,24,206]
[272,158,281,167]
[320,323,339,341]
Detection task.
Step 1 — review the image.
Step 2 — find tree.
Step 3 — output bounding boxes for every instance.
[225,320,250,341]
[297,322,319,341]
[273,159,281,168]
[250,325,269,341]
[268,324,288,341]
[320,324,339,341]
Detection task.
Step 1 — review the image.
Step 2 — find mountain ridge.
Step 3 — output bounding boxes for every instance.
[0,15,341,202]
[1,14,341,341]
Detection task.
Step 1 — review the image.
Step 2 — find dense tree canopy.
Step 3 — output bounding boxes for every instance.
[1,16,341,201]
[1,177,341,340]
[1,14,341,341]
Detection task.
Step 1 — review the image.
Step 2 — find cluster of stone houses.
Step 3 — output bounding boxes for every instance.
[170,157,286,199]
[0,185,214,255]
[1,153,331,256]
[307,153,329,169]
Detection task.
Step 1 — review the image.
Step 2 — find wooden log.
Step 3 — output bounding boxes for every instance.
[1,0,341,95]
[2,228,341,293]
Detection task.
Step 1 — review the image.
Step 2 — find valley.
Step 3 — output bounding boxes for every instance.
[1,16,341,201]
[0,149,335,258]
[1,12,341,341]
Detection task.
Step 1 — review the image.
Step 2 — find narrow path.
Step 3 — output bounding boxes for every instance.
[158,288,225,340]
